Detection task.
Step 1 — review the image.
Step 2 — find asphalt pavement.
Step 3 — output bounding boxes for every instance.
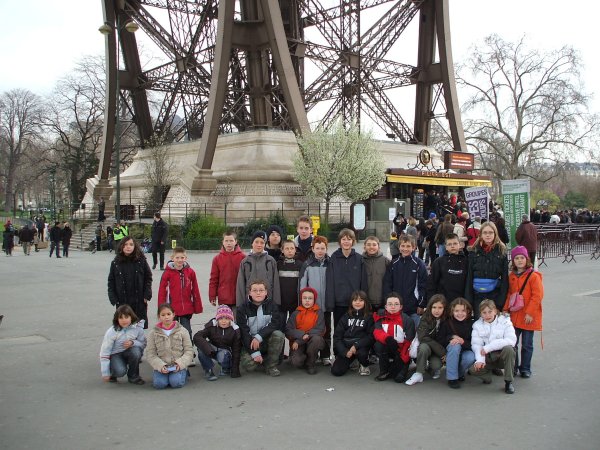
[1,243,599,449]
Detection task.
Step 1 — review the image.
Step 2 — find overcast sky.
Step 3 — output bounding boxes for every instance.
[0,0,597,112]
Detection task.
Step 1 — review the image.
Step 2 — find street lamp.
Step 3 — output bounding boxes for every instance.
[99,16,138,223]
[49,168,56,221]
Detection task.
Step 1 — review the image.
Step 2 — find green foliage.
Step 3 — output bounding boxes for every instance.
[531,189,560,209]
[562,191,587,208]
[184,215,227,240]
[239,211,291,238]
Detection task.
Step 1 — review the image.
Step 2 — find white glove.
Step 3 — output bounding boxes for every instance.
[393,325,405,343]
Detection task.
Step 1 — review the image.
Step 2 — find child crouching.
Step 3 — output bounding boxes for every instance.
[99,305,146,385]
[286,287,326,374]
[193,305,242,380]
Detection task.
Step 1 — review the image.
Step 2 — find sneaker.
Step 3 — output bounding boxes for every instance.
[322,357,333,366]
[448,380,461,389]
[205,370,218,381]
[358,365,371,376]
[128,378,145,385]
[505,381,515,394]
[267,367,281,377]
[520,371,531,378]
[375,372,391,382]
[405,372,424,386]
[432,369,441,379]
[368,354,379,364]
[349,359,360,371]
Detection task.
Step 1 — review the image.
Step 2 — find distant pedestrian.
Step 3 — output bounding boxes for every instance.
[3,221,15,256]
[151,212,168,270]
[18,225,34,256]
[97,197,106,222]
[62,222,72,257]
[49,222,62,258]
[515,215,538,265]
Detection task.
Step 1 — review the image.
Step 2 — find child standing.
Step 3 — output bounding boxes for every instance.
[266,225,284,260]
[286,287,326,374]
[502,246,543,378]
[427,233,468,303]
[277,240,303,324]
[383,234,427,327]
[438,297,476,389]
[405,294,447,385]
[158,247,203,340]
[470,300,517,394]
[236,231,280,307]
[99,305,146,385]
[299,236,332,363]
[362,236,390,311]
[193,305,242,380]
[238,280,285,376]
[145,304,194,389]
[373,292,416,383]
[294,215,314,262]
[209,231,246,317]
[330,291,374,377]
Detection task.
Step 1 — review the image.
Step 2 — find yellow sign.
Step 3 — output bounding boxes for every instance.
[310,215,320,236]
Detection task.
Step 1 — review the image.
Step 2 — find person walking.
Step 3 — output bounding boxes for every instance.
[62,222,73,257]
[49,222,63,258]
[151,212,169,270]
[18,225,34,256]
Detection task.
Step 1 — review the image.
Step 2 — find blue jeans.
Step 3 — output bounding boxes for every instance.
[445,343,475,381]
[152,369,188,389]
[409,312,421,328]
[197,345,232,373]
[110,346,143,380]
[515,328,534,373]
[437,244,446,257]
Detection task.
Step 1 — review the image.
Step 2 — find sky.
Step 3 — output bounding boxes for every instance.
[0,0,598,111]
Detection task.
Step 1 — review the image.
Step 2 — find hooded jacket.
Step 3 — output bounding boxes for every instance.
[326,248,368,311]
[145,321,194,370]
[209,245,246,305]
[471,314,517,364]
[299,254,330,311]
[237,297,282,357]
[99,322,147,377]
[286,303,326,344]
[362,250,389,306]
[382,254,428,315]
[277,256,303,313]
[373,309,415,363]
[465,244,509,309]
[427,251,468,302]
[193,318,242,377]
[236,251,281,307]
[158,261,203,316]
[107,255,153,326]
[437,317,472,351]
[503,269,543,331]
[332,308,374,355]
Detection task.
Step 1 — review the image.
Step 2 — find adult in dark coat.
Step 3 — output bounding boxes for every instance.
[151,212,169,270]
[18,225,34,256]
[3,221,15,256]
[97,197,106,222]
[108,236,153,328]
[515,215,538,264]
[62,222,73,257]
[49,222,63,258]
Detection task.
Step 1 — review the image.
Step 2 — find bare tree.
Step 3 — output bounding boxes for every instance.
[142,135,176,212]
[0,89,44,208]
[458,35,599,181]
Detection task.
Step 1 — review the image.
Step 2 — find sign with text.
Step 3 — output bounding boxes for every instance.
[464,187,489,221]
[444,151,475,170]
[501,179,530,250]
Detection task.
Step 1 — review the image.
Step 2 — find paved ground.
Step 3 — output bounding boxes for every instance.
[1,243,599,450]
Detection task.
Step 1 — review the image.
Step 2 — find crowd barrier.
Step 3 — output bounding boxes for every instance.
[536,224,600,266]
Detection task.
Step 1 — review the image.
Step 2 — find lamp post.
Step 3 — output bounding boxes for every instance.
[49,168,56,221]
[99,16,138,223]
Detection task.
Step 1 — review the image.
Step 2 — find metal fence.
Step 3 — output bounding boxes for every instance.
[536,224,600,265]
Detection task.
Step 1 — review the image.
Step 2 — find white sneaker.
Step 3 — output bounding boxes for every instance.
[358,365,371,376]
[432,369,441,380]
[405,372,424,385]
[322,357,334,366]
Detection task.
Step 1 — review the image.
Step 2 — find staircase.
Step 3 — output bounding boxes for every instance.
[73,220,111,250]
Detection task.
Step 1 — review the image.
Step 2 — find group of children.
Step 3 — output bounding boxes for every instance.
[100,215,543,395]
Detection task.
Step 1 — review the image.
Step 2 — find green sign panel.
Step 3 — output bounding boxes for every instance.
[501,179,530,250]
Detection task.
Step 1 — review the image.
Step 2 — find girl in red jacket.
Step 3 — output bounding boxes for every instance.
[373,292,416,383]
[158,247,203,341]
[209,232,246,317]
[502,246,543,378]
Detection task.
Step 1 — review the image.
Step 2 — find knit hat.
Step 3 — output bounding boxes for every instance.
[299,286,318,303]
[266,225,284,240]
[251,230,267,243]
[511,245,529,261]
[429,212,437,219]
[215,305,234,322]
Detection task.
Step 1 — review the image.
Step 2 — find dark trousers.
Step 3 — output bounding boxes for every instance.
[176,314,193,341]
[152,242,165,268]
[62,243,70,257]
[49,240,61,257]
[290,336,325,369]
[374,341,407,379]
[331,346,370,376]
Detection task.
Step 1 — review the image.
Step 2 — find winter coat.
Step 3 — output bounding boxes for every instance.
[209,246,246,305]
[18,227,34,243]
[382,254,428,315]
[332,309,374,355]
[515,221,538,255]
[503,269,543,331]
[293,235,314,262]
[158,262,203,317]
[237,297,282,356]
[465,245,509,309]
[437,318,472,350]
[416,316,446,357]
[299,254,330,312]
[471,315,517,364]
[453,222,468,249]
[373,309,415,363]
[427,251,468,302]
[325,248,368,311]
[193,318,242,377]
[151,218,169,244]
[236,251,281,306]
[277,257,302,313]
[362,251,390,307]
[466,222,481,247]
[145,322,194,370]
[107,256,153,326]
[99,322,147,377]
[62,226,72,245]
[49,226,62,242]
[435,221,455,245]
[286,304,326,344]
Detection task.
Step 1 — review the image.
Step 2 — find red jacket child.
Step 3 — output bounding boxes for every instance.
[158,261,203,316]
[209,245,246,306]
[373,310,415,364]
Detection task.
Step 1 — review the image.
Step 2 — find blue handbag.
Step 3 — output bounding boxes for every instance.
[473,277,500,293]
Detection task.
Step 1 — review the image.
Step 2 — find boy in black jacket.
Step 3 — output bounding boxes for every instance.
[426,233,468,303]
[237,280,285,376]
[277,240,302,324]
